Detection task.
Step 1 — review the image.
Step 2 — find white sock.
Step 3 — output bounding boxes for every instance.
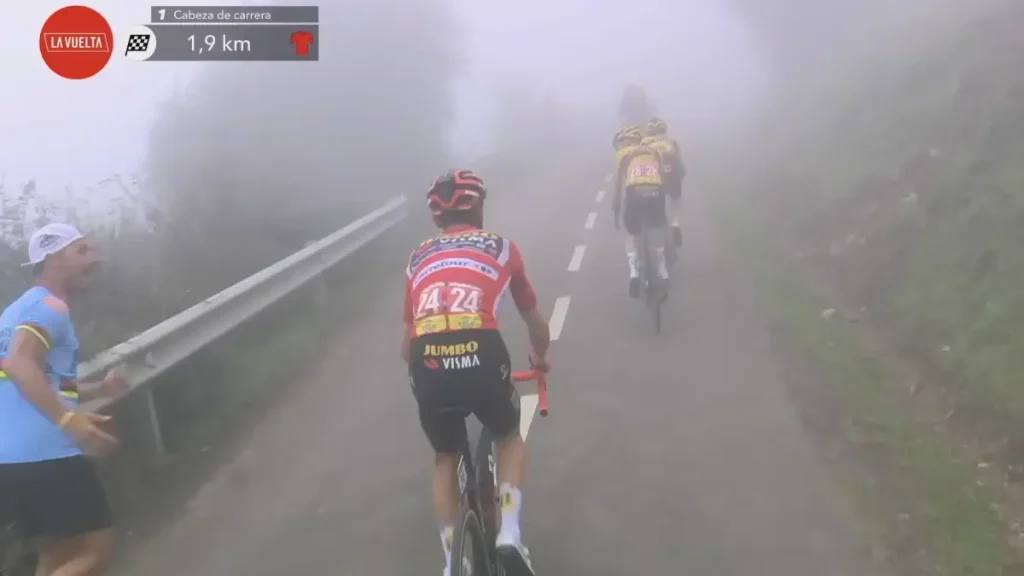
[499,483,522,536]
[440,525,454,566]
[655,247,669,279]
[626,252,639,278]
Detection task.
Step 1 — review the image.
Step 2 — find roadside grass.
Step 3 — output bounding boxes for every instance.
[700,6,1024,573]
[714,201,1011,575]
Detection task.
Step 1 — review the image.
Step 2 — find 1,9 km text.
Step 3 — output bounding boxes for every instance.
[188,34,251,54]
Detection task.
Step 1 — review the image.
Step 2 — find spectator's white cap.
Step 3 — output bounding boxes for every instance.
[22,223,84,267]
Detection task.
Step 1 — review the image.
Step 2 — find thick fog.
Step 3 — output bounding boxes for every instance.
[4,0,999,246]
[3,0,768,188]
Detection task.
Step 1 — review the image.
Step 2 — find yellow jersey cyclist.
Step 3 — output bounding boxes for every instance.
[611,125,671,298]
[641,117,685,247]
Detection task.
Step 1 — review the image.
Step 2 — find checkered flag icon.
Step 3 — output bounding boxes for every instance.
[125,34,150,55]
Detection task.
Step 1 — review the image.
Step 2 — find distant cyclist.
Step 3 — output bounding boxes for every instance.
[402,170,551,576]
[641,117,685,247]
[619,83,656,126]
[611,126,671,298]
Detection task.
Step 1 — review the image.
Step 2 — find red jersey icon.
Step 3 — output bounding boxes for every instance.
[290,30,314,56]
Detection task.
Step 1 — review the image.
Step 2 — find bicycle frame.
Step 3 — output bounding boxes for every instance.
[452,367,549,576]
[636,224,663,335]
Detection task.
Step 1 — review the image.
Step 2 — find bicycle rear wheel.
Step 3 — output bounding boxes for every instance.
[640,228,662,335]
[473,427,499,542]
[451,501,493,576]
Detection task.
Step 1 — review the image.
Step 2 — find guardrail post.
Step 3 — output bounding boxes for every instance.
[143,388,166,455]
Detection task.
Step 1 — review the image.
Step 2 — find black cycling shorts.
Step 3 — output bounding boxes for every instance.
[0,455,114,541]
[623,185,667,237]
[408,329,520,454]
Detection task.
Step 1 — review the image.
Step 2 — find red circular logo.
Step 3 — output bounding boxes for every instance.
[39,6,114,80]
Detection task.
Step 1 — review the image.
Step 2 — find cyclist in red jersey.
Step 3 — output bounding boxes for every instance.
[402,169,550,576]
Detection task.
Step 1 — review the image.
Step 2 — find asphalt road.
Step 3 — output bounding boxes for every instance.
[117,156,886,575]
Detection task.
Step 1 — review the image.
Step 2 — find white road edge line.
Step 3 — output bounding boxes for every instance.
[549,295,571,341]
[519,393,539,439]
[584,211,597,229]
[595,189,605,203]
[567,245,586,271]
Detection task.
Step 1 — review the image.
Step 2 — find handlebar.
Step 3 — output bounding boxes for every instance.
[511,369,549,417]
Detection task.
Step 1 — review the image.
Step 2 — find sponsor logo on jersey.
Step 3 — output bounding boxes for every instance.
[414,313,484,336]
[412,257,499,288]
[424,340,479,356]
[422,339,482,370]
[409,232,506,270]
[442,355,481,369]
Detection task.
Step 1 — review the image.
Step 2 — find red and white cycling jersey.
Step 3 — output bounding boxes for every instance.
[404,225,537,338]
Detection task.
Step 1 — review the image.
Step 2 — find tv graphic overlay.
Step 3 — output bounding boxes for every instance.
[151,5,319,24]
[142,6,319,61]
[144,24,320,61]
[39,5,114,79]
[124,24,158,61]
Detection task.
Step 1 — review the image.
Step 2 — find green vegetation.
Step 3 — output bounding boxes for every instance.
[711,1,1024,573]
[721,213,1011,574]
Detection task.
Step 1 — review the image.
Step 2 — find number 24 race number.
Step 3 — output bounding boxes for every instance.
[416,282,482,318]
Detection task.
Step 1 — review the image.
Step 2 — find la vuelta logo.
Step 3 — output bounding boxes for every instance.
[39,5,114,79]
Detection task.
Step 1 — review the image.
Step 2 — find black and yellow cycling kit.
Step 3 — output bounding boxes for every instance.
[640,135,683,200]
[613,144,668,237]
[614,143,664,191]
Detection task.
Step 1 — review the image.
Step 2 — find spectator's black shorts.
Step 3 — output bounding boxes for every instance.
[0,455,113,540]
[408,329,520,454]
[623,185,667,237]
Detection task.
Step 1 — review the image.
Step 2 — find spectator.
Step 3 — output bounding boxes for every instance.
[0,223,128,576]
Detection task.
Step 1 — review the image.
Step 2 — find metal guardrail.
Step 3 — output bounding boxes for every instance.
[78,196,408,453]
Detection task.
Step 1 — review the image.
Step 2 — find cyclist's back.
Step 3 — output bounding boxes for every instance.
[641,134,682,170]
[642,118,686,247]
[611,127,671,297]
[403,169,549,576]
[405,226,535,337]
[615,142,665,191]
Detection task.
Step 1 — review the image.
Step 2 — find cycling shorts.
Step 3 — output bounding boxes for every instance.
[623,185,667,237]
[408,329,520,454]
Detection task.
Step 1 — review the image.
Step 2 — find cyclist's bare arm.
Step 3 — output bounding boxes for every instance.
[519,307,550,362]
[670,138,686,179]
[612,152,631,211]
[508,243,550,360]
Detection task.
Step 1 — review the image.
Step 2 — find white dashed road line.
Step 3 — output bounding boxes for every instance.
[596,189,605,203]
[584,211,597,230]
[520,394,539,439]
[549,296,571,341]
[567,245,586,271]
[604,173,613,183]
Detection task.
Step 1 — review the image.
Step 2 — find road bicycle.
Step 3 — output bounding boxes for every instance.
[450,363,549,576]
[636,219,667,335]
